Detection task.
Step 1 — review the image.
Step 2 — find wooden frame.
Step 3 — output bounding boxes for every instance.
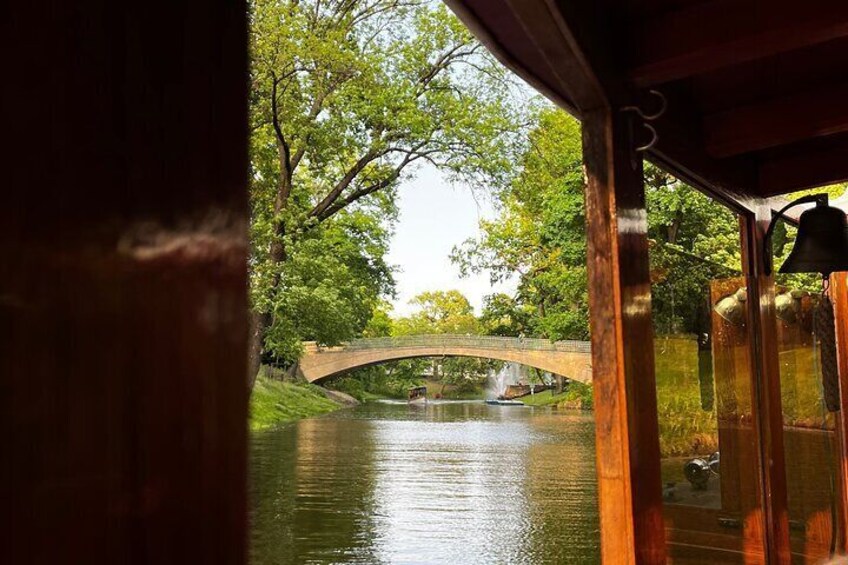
[833,273,848,551]
[7,2,848,564]
[740,210,792,564]
[582,108,666,564]
[2,3,250,563]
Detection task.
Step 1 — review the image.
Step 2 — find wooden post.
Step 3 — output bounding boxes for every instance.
[582,108,666,564]
[741,211,792,564]
[833,272,848,551]
[1,2,249,563]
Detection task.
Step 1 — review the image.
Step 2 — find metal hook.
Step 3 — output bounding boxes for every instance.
[621,90,667,121]
[635,123,658,152]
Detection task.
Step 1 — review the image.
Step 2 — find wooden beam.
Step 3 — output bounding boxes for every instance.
[833,272,848,553]
[740,210,792,564]
[647,106,760,214]
[2,1,249,563]
[629,0,848,87]
[705,82,848,158]
[444,0,580,115]
[758,133,848,196]
[582,108,666,564]
[448,0,610,115]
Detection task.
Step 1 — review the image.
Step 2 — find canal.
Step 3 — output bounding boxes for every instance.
[250,401,600,564]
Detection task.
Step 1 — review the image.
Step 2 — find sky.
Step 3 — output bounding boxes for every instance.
[386,164,516,317]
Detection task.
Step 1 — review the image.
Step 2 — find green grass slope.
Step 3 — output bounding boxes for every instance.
[250,375,342,430]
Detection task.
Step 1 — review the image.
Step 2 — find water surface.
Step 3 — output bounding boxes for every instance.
[250,401,599,564]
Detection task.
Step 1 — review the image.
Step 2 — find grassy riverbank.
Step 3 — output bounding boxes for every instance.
[250,375,344,430]
[520,382,594,410]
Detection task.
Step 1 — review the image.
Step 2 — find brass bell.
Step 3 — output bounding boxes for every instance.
[765,194,848,276]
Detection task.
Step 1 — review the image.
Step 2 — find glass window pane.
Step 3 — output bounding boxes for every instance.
[646,172,765,564]
[774,228,841,564]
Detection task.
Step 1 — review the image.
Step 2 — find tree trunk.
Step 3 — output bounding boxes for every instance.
[250,186,289,391]
[247,309,264,392]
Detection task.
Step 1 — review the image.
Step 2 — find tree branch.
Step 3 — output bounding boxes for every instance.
[415,42,480,97]
[271,72,293,193]
[313,147,434,222]
[308,146,386,219]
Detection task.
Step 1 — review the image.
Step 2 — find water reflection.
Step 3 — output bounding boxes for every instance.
[250,401,599,564]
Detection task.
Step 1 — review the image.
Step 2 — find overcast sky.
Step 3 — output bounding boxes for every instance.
[386,164,517,317]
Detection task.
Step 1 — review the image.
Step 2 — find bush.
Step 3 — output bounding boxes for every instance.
[326,376,368,402]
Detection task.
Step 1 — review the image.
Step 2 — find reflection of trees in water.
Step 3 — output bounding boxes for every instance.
[250,403,603,564]
[525,414,600,565]
[249,418,380,564]
[250,427,298,564]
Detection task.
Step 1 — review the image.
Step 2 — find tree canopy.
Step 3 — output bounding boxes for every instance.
[249,0,528,364]
[392,290,480,336]
[453,106,752,340]
[452,109,589,340]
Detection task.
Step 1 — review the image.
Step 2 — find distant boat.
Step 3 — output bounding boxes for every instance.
[485,399,525,406]
[408,386,427,405]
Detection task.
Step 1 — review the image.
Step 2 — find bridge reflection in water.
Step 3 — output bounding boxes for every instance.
[297,334,593,384]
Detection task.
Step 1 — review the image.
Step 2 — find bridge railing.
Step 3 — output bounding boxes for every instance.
[325,334,592,353]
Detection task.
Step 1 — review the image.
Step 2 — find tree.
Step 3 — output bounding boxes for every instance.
[643,166,741,335]
[249,0,527,365]
[362,301,394,337]
[392,290,492,393]
[454,106,752,340]
[393,290,480,335]
[479,293,533,337]
[452,108,589,340]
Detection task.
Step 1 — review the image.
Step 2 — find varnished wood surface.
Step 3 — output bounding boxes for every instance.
[742,211,792,564]
[833,273,848,553]
[1,2,250,563]
[448,0,848,199]
[704,82,848,158]
[582,109,666,564]
[626,0,848,88]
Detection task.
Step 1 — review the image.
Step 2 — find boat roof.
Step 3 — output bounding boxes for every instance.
[446,0,848,210]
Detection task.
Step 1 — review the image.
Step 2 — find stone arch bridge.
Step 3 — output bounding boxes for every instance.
[298,335,593,384]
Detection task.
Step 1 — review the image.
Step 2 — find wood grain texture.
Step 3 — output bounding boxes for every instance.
[833,272,848,553]
[449,0,848,198]
[1,1,249,563]
[741,212,792,564]
[705,82,848,158]
[628,0,848,87]
[582,108,666,564]
[757,133,848,197]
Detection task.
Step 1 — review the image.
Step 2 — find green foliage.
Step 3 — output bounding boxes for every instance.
[324,375,368,402]
[654,338,719,457]
[260,217,395,362]
[392,290,481,335]
[454,105,752,340]
[362,301,394,337]
[479,293,533,336]
[333,362,421,398]
[645,167,742,335]
[452,108,589,340]
[249,0,528,364]
[393,290,492,389]
[250,373,342,429]
[520,383,593,410]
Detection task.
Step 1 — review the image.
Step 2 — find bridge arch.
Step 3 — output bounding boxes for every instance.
[297,335,593,385]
